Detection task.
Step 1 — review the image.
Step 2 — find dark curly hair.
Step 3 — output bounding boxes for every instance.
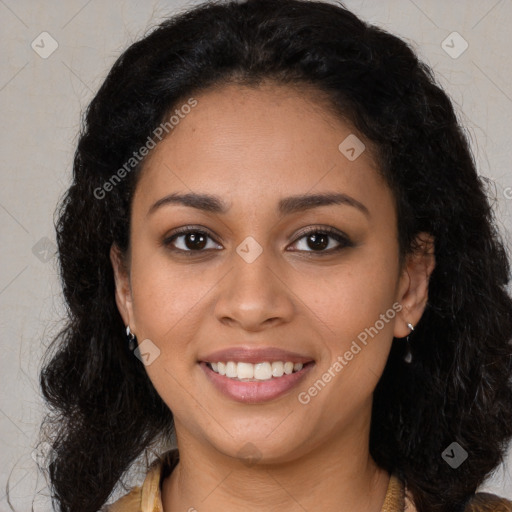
[39,1,512,511]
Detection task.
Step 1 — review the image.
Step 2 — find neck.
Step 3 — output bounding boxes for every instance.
[162,419,390,512]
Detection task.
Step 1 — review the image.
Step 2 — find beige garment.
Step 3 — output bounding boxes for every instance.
[105,450,511,512]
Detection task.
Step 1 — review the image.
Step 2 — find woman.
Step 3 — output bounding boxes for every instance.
[40,1,512,511]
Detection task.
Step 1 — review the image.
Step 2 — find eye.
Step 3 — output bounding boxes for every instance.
[289,226,353,253]
[163,227,222,253]
[163,225,353,255]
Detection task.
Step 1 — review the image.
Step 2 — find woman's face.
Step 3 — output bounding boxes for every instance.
[112,82,433,464]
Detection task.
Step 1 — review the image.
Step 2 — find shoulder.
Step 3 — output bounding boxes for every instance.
[404,477,512,512]
[102,449,179,512]
[102,486,143,512]
[464,492,512,512]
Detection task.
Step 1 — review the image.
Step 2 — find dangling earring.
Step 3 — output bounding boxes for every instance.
[404,322,414,363]
[126,325,137,351]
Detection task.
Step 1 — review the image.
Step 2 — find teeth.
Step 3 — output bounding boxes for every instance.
[254,362,272,380]
[271,361,284,377]
[225,361,237,378]
[237,362,254,379]
[208,361,305,381]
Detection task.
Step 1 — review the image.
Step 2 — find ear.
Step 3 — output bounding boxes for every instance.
[394,232,436,338]
[110,244,136,330]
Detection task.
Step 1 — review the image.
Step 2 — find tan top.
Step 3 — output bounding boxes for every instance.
[104,450,512,512]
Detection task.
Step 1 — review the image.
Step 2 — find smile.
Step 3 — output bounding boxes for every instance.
[207,361,305,380]
[200,361,315,403]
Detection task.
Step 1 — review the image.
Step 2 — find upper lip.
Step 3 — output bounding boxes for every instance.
[199,346,314,364]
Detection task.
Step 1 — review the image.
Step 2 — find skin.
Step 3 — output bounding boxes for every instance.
[111,81,435,512]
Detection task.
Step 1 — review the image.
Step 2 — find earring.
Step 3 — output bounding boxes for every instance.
[404,322,414,364]
[126,325,137,351]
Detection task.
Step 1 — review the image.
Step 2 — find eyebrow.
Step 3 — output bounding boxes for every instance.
[147,192,369,218]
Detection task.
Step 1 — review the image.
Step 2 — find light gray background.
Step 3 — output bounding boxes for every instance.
[1,0,511,510]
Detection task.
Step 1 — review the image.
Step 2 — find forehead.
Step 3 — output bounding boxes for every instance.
[133,82,388,216]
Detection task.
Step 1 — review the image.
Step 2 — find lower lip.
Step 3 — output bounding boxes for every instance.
[200,362,315,404]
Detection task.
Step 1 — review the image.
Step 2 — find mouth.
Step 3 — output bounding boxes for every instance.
[199,360,315,404]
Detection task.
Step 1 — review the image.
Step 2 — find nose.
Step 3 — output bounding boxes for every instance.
[213,248,295,332]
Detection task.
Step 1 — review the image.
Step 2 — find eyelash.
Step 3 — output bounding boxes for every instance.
[162,225,353,256]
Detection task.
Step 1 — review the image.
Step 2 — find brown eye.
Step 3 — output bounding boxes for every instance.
[164,228,222,253]
[305,232,330,251]
[181,232,208,250]
[289,227,353,253]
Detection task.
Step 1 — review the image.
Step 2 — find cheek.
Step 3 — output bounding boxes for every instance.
[127,250,210,409]
[293,248,399,340]
[292,257,399,418]
[289,254,400,407]
[128,245,214,343]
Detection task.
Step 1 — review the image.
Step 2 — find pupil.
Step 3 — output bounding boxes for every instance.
[308,233,328,250]
[186,232,207,250]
